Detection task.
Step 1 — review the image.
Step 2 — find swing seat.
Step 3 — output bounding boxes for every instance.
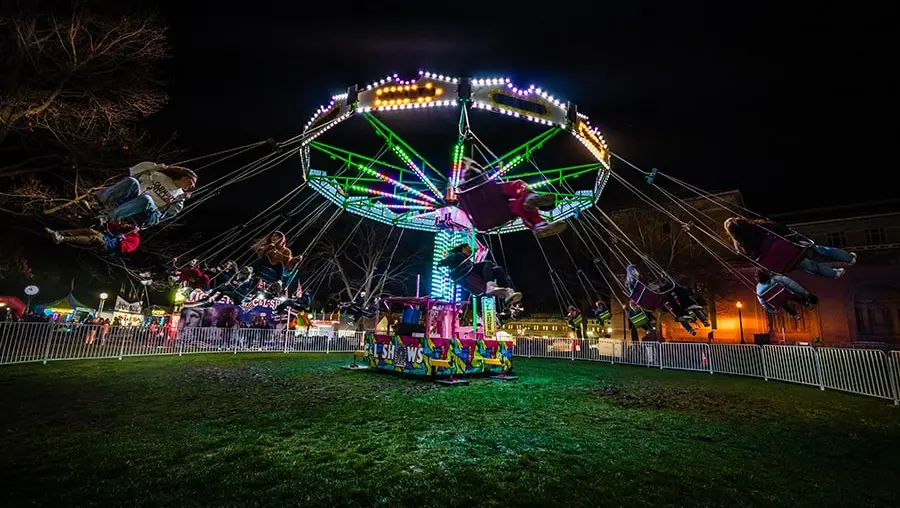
[629,310,651,328]
[596,309,611,323]
[454,269,488,296]
[455,178,516,231]
[628,281,668,311]
[756,232,808,274]
[761,283,793,308]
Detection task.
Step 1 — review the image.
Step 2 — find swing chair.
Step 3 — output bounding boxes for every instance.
[454,172,518,232]
[628,308,653,329]
[628,279,672,311]
[759,281,794,309]
[755,229,809,274]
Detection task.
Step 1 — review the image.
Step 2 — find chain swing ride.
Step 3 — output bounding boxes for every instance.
[99,69,854,383]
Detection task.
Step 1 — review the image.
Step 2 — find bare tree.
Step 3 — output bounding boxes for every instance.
[0,1,179,223]
[603,195,738,299]
[313,223,425,306]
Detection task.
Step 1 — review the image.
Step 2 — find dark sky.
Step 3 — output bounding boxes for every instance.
[154,2,894,214]
[11,2,893,307]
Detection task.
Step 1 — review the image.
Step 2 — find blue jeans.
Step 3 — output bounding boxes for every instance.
[799,245,854,278]
[96,177,159,224]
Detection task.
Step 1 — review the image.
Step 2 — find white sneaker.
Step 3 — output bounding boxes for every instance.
[485,281,498,295]
[505,291,523,305]
[849,252,857,266]
[45,228,63,244]
[833,268,846,280]
[534,221,567,239]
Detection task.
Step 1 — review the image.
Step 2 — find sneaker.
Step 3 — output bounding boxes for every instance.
[45,228,64,244]
[485,281,498,295]
[848,252,857,266]
[534,221,567,239]
[505,291,523,305]
[833,268,846,280]
[523,193,555,211]
[687,304,703,310]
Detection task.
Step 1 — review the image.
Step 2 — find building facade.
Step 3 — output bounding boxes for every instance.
[604,198,900,345]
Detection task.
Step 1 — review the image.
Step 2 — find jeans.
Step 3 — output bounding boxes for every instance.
[97,177,159,223]
[472,261,511,287]
[799,245,854,278]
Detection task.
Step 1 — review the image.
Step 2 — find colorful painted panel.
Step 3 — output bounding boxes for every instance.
[363,333,514,377]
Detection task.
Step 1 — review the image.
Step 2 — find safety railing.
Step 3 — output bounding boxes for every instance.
[1,323,898,404]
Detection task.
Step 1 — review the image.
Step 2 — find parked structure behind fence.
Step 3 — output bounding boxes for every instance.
[1,323,898,404]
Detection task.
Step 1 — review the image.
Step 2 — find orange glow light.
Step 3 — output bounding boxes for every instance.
[736,302,743,309]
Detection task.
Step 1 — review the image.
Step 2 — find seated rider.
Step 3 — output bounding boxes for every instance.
[460,157,566,239]
[591,300,612,327]
[188,264,255,307]
[276,285,313,313]
[755,270,817,320]
[46,222,140,256]
[565,305,585,339]
[250,231,302,294]
[178,259,211,290]
[724,217,857,280]
[626,264,706,334]
[627,301,656,333]
[437,241,522,304]
[93,162,197,229]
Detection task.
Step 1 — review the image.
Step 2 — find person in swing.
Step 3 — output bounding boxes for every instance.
[437,241,522,304]
[566,305,585,339]
[92,162,197,228]
[250,231,302,294]
[724,217,856,279]
[45,222,140,256]
[626,264,707,334]
[755,269,817,320]
[178,259,211,290]
[460,157,566,238]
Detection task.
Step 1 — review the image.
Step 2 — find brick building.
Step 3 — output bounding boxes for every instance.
[603,196,900,345]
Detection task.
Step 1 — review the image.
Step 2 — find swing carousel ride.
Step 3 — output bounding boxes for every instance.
[157,70,841,383]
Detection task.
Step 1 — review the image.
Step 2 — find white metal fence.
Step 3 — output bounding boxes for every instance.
[1,323,898,404]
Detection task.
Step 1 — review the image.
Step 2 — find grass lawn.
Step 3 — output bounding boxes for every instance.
[1,354,898,508]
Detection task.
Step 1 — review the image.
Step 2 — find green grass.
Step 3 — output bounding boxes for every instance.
[1,354,898,508]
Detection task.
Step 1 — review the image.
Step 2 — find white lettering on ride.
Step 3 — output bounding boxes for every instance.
[406,346,424,364]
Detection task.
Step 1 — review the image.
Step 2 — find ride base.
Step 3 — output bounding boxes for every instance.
[357,332,514,381]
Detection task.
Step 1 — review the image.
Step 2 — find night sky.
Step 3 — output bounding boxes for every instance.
[8,2,895,306]
[154,3,894,215]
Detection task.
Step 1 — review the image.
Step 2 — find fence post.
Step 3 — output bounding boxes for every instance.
[41,326,54,365]
[760,345,768,381]
[326,335,330,354]
[659,343,664,369]
[812,346,825,391]
[571,339,575,361]
[117,332,126,360]
[705,344,713,374]
[283,330,289,354]
[886,352,899,406]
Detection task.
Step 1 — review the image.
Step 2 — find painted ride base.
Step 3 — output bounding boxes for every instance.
[361,333,514,378]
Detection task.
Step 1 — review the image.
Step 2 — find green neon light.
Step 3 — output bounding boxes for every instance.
[363,114,447,198]
[509,162,603,180]
[529,167,603,189]
[485,128,559,169]
[309,141,414,175]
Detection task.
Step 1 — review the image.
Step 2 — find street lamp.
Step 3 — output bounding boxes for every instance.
[736,301,745,344]
[98,293,109,316]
